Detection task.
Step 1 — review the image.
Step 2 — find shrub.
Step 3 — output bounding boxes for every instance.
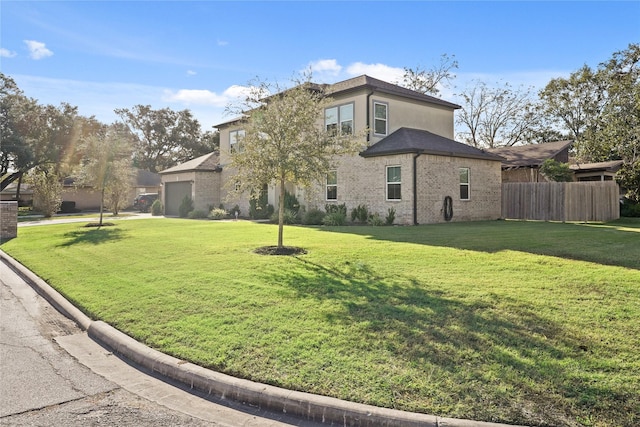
[367,212,385,226]
[270,208,299,224]
[150,199,163,216]
[303,208,326,225]
[540,159,574,182]
[621,199,640,217]
[178,195,194,218]
[325,203,347,216]
[323,211,346,226]
[188,209,208,219]
[385,207,396,225]
[209,208,228,220]
[351,204,369,223]
[250,197,274,219]
[232,205,241,217]
[284,191,300,215]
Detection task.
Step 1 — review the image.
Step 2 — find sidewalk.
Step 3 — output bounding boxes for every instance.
[0,247,526,427]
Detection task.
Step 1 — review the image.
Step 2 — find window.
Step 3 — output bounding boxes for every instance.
[374,102,388,135]
[386,166,401,200]
[326,170,337,200]
[325,103,354,136]
[459,168,470,200]
[230,129,245,153]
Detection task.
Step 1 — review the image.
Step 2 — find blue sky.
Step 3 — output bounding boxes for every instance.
[2,1,638,131]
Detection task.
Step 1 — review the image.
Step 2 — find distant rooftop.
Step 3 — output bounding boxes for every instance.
[488,140,574,168]
[159,152,220,174]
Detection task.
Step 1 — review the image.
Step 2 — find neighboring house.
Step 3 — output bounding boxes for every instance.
[158,152,221,216]
[570,160,623,182]
[174,75,505,224]
[0,182,34,205]
[61,169,161,211]
[488,140,574,183]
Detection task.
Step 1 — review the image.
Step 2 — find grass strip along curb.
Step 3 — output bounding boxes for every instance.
[0,249,523,427]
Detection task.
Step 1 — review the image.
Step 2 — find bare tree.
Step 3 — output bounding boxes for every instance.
[398,54,458,96]
[456,81,540,148]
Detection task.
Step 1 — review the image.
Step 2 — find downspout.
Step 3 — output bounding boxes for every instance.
[366,90,374,143]
[413,151,423,225]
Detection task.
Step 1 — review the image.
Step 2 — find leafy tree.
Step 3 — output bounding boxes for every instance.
[229,75,364,249]
[1,73,90,193]
[594,44,640,201]
[76,124,135,225]
[539,44,640,200]
[539,65,606,159]
[456,81,541,148]
[540,159,574,182]
[115,105,216,173]
[398,54,458,96]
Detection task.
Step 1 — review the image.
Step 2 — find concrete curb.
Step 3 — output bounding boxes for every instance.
[0,249,524,427]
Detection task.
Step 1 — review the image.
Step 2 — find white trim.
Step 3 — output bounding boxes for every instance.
[459,167,470,201]
[373,101,388,136]
[386,165,401,201]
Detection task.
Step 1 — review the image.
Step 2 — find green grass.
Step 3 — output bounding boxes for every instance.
[2,218,639,427]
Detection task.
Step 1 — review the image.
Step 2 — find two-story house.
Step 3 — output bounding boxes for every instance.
[162,75,504,224]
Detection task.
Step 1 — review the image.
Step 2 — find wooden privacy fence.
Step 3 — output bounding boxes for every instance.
[502,181,620,222]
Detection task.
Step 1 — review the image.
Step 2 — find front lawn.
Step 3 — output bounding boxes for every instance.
[2,219,639,427]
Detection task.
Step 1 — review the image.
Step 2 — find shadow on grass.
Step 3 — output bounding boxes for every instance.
[57,225,127,247]
[316,219,640,271]
[263,256,634,426]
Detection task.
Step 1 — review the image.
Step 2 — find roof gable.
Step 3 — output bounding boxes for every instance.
[488,140,573,168]
[360,128,504,162]
[159,152,221,174]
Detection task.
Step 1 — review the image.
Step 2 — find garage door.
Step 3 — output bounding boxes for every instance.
[165,182,192,216]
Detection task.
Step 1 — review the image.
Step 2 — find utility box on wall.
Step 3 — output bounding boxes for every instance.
[0,201,18,241]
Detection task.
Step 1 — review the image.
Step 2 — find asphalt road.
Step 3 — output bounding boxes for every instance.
[0,259,320,427]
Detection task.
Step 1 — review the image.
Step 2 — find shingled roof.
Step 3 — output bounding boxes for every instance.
[325,75,461,110]
[360,127,504,161]
[159,152,221,174]
[487,140,573,168]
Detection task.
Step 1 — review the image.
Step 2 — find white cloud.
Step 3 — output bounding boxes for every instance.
[345,62,404,83]
[1,48,17,58]
[162,85,254,107]
[187,70,197,76]
[217,39,229,47]
[308,59,342,77]
[24,40,53,60]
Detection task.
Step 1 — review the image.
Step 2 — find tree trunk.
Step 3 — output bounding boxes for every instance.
[277,174,285,248]
[99,187,105,226]
[15,172,24,205]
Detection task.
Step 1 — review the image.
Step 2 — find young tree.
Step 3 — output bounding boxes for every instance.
[229,76,365,250]
[29,166,62,217]
[398,54,458,96]
[115,105,214,173]
[456,81,541,148]
[77,125,135,225]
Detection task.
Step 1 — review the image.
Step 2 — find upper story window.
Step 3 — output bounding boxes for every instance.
[326,170,337,200]
[230,129,245,153]
[386,165,401,200]
[459,168,470,200]
[374,102,388,136]
[325,103,354,136]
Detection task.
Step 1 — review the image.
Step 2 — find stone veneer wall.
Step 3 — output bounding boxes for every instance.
[0,201,18,241]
